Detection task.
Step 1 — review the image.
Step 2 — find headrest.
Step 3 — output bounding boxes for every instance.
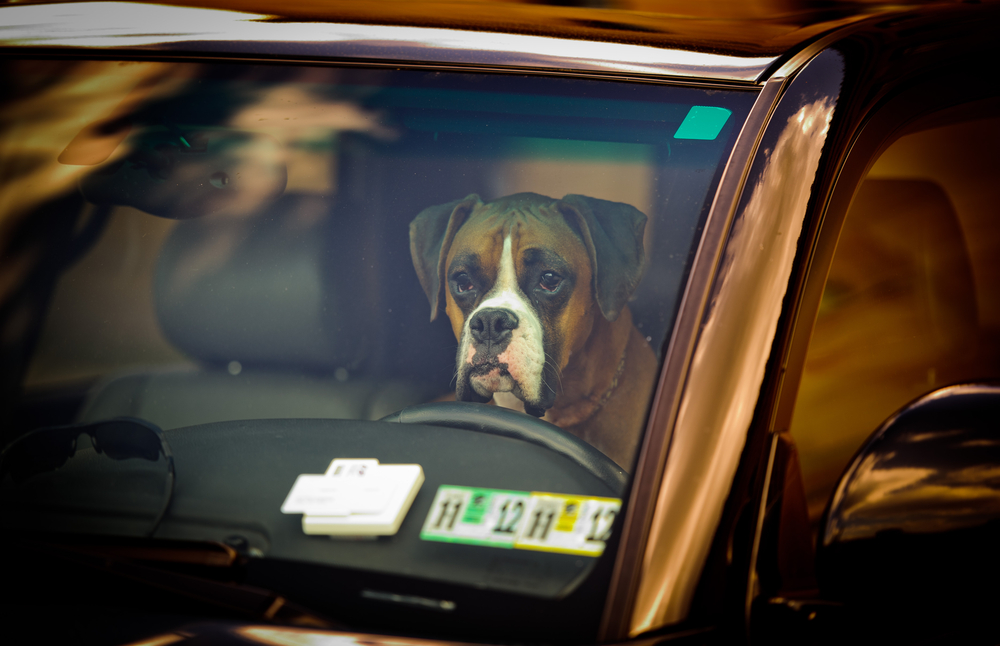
[154,196,368,373]
[836,178,976,339]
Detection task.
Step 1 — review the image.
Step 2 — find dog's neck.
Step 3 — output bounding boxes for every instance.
[544,307,634,428]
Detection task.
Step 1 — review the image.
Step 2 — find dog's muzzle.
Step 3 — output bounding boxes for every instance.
[460,307,518,401]
[455,306,550,416]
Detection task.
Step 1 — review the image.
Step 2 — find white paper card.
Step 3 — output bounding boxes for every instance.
[281,459,424,536]
[280,474,395,516]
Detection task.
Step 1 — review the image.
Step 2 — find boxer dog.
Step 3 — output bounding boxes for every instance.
[410,192,657,469]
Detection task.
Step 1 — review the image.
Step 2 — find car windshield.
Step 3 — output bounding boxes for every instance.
[0,59,755,641]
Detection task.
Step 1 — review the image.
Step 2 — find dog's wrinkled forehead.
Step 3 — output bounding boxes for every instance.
[449,195,578,262]
[474,193,562,220]
[409,191,647,323]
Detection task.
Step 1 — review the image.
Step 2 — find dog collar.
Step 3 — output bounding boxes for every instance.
[549,345,628,429]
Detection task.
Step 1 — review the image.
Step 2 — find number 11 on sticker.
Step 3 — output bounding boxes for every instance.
[430,491,464,531]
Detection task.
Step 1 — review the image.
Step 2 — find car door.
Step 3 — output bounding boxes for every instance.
[751,54,1000,645]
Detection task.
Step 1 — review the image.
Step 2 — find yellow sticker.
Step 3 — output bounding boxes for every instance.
[514,493,619,556]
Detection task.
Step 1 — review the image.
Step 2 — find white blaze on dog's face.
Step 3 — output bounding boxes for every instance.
[442,197,595,416]
[459,235,544,402]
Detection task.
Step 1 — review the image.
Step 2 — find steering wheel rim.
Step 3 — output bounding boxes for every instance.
[380,401,627,494]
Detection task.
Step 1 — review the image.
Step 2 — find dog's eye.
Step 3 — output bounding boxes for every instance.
[539,271,563,292]
[454,273,475,294]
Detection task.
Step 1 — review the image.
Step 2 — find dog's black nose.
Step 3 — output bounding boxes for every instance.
[469,308,519,344]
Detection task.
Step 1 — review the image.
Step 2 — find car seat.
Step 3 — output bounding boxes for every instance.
[790,178,986,520]
[75,192,453,429]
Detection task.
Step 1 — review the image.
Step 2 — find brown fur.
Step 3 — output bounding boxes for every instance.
[544,306,657,468]
[411,193,658,469]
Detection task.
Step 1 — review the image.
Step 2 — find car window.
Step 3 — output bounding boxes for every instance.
[789,113,1000,522]
[0,58,756,640]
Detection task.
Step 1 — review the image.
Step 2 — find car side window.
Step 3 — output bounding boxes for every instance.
[789,114,1000,523]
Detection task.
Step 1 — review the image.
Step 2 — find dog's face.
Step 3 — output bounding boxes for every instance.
[445,197,595,415]
[410,193,647,416]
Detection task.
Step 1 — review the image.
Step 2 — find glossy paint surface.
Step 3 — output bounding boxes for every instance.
[631,49,844,633]
[0,2,777,82]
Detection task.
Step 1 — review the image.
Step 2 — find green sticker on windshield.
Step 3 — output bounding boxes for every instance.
[673,106,732,140]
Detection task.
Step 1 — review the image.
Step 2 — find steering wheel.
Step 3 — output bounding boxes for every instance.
[380,402,627,494]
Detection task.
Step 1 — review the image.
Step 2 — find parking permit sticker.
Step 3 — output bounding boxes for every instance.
[420,485,620,556]
[514,494,619,556]
[420,486,530,548]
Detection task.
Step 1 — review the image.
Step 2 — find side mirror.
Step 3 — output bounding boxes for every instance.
[77,127,286,219]
[818,383,1000,641]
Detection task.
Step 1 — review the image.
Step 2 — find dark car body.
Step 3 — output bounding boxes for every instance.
[2,1,999,645]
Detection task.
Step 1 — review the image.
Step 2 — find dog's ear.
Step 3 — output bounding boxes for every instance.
[557,194,647,321]
[410,194,483,321]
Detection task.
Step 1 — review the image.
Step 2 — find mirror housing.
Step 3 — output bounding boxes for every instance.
[818,383,1000,640]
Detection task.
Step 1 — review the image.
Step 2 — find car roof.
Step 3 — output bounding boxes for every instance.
[0,0,963,84]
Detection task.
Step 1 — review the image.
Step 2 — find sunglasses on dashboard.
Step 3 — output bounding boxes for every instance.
[0,417,175,537]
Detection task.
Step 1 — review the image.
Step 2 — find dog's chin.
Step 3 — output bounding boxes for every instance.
[469,368,515,398]
[456,363,515,403]
[456,364,550,418]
